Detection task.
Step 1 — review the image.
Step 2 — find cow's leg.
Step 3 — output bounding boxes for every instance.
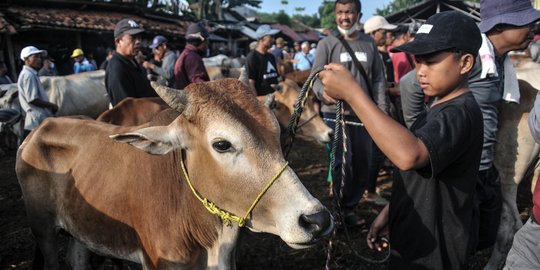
[66,237,91,270]
[30,223,59,270]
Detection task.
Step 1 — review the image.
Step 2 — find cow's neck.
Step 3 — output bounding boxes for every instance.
[170,150,241,268]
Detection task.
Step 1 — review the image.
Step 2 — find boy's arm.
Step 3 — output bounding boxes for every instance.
[528,92,540,144]
[319,63,429,170]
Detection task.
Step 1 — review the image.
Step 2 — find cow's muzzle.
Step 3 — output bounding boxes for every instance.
[299,210,334,242]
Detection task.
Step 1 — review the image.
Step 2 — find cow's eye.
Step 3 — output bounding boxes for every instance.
[212,140,233,153]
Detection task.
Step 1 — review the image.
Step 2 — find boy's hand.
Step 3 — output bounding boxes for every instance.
[318,63,358,102]
[367,205,389,251]
[321,91,338,105]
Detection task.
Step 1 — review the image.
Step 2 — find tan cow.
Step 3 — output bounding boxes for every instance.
[98,79,331,145]
[266,79,331,144]
[96,97,169,126]
[16,79,333,269]
[486,58,540,269]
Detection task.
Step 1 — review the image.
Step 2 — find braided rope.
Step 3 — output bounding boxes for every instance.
[180,152,288,227]
[283,67,325,158]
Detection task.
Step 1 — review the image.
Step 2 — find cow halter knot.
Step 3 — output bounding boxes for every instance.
[179,153,288,227]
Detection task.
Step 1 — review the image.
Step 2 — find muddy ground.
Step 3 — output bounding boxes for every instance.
[0,139,533,269]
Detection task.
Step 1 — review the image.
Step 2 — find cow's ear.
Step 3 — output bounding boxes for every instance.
[110,126,187,155]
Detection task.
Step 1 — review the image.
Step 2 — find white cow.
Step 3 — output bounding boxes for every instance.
[0,70,108,118]
[203,54,244,68]
[0,70,109,150]
[486,58,540,269]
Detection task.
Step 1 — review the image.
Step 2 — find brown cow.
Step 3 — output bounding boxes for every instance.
[96,97,169,126]
[98,79,331,144]
[277,60,312,87]
[266,79,331,144]
[16,79,333,269]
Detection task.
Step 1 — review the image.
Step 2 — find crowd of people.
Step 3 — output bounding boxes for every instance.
[2,0,540,268]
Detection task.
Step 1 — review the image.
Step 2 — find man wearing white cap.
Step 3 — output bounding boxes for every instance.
[246,24,281,96]
[17,46,58,139]
[363,15,397,48]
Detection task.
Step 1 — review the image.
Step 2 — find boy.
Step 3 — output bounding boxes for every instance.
[319,11,483,269]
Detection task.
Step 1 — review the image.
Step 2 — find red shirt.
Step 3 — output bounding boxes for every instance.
[174,44,209,89]
[388,45,415,83]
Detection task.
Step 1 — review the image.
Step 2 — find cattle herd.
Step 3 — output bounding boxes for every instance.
[0,56,539,269]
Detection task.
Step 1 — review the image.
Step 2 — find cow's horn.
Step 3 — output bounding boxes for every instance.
[150,81,188,113]
[238,66,249,86]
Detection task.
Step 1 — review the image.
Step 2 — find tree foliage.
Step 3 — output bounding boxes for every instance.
[319,0,335,29]
[292,14,320,28]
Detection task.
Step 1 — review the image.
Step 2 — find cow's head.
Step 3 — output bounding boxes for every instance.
[272,79,332,144]
[0,84,24,148]
[111,79,333,248]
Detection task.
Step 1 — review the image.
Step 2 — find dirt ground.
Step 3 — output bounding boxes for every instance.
[0,139,533,270]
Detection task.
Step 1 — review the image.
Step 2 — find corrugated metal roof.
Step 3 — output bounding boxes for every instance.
[271,23,303,42]
[5,6,190,36]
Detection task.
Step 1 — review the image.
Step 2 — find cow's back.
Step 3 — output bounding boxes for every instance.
[97,97,170,126]
[41,70,109,118]
[15,117,188,261]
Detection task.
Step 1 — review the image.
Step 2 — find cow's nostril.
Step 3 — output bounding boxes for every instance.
[299,210,333,238]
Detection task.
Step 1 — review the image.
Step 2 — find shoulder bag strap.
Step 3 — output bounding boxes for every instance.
[405,53,416,69]
[303,53,313,66]
[334,31,374,100]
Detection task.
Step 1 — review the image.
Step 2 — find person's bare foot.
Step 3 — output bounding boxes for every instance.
[362,191,388,206]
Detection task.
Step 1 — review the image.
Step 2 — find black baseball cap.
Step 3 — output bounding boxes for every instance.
[390,11,481,56]
[114,18,145,39]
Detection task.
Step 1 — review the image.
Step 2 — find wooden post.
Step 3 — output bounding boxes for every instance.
[6,34,17,82]
[76,32,82,49]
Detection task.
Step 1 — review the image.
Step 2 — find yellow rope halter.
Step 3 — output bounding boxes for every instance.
[179,153,289,227]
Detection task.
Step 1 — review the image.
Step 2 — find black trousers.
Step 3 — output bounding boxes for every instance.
[473,165,503,251]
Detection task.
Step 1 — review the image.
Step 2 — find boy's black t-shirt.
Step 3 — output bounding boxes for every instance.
[389,92,483,270]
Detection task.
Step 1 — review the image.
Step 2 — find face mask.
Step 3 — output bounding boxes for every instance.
[50,63,55,69]
[337,21,359,37]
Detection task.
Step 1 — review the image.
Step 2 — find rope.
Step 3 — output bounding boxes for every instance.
[322,117,364,127]
[283,67,325,158]
[325,101,392,267]
[281,67,391,267]
[180,152,288,227]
